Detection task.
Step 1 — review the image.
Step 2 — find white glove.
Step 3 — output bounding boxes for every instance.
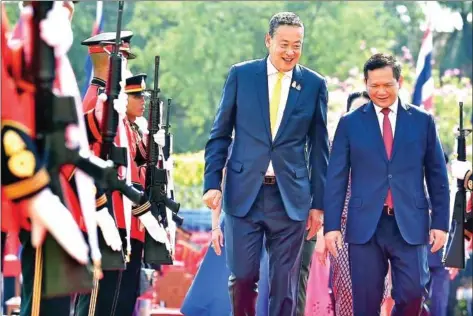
[95,208,122,252]
[28,188,89,265]
[94,93,107,123]
[39,2,73,57]
[138,212,171,250]
[163,156,174,171]
[451,160,471,180]
[94,92,128,120]
[153,130,165,148]
[114,90,128,117]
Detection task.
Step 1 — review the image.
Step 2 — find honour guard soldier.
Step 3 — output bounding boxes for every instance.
[2,2,92,315]
[119,73,169,315]
[73,32,141,315]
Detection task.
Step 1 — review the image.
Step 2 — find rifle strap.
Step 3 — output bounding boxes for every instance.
[109,270,123,316]
[32,245,43,316]
[88,274,100,316]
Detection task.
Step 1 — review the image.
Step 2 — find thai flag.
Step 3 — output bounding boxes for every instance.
[412,19,434,111]
[81,1,104,97]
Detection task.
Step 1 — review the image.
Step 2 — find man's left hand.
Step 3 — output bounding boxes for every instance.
[430,229,447,253]
[306,209,323,240]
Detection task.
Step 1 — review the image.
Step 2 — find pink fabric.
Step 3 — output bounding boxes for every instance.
[305,253,334,316]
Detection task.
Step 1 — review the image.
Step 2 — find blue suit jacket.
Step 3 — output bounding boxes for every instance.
[203,57,329,221]
[324,100,450,245]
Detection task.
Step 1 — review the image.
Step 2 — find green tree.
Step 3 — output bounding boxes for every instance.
[437,1,472,81]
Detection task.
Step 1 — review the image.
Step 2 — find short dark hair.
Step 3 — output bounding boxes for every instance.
[346,91,370,112]
[363,53,402,81]
[268,12,304,37]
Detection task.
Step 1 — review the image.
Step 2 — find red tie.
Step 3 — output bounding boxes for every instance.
[381,108,394,208]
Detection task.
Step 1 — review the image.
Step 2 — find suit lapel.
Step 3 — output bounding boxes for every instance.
[256,58,272,143]
[274,64,302,144]
[391,98,412,160]
[362,102,388,162]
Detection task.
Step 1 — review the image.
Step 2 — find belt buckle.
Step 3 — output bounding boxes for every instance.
[385,206,394,216]
[264,176,276,185]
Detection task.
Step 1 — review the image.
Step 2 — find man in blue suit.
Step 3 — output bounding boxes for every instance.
[324,53,450,316]
[202,12,329,316]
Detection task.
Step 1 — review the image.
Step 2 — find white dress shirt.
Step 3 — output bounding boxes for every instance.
[266,58,292,176]
[373,99,399,137]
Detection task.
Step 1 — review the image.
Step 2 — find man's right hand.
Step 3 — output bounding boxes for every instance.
[324,230,343,258]
[203,189,222,209]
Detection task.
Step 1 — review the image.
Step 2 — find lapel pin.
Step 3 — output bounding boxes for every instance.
[296,84,301,91]
[291,81,297,88]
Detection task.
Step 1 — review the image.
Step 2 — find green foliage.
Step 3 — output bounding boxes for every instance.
[295,2,401,78]
[173,151,205,209]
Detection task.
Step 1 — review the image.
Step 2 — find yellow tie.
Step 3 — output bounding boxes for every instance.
[270,72,284,135]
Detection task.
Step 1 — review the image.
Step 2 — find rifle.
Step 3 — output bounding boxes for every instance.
[443,101,472,269]
[32,1,93,298]
[143,56,182,265]
[97,1,147,271]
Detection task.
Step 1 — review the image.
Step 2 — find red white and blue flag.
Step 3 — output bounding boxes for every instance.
[81,1,104,97]
[412,19,434,111]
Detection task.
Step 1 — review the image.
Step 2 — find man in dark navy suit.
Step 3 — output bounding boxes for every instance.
[203,12,329,316]
[324,53,450,316]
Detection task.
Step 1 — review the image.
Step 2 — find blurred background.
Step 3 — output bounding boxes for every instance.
[2,1,472,315]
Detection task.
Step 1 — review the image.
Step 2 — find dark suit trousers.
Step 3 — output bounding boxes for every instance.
[19,230,72,316]
[224,184,306,316]
[426,267,450,316]
[296,234,316,316]
[349,211,430,316]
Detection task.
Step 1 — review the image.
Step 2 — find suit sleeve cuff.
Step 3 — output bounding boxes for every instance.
[323,223,341,235]
[311,199,323,210]
[203,177,222,195]
[430,219,449,233]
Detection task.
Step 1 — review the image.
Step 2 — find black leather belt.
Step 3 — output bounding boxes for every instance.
[263,176,276,185]
[383,205,394,216]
